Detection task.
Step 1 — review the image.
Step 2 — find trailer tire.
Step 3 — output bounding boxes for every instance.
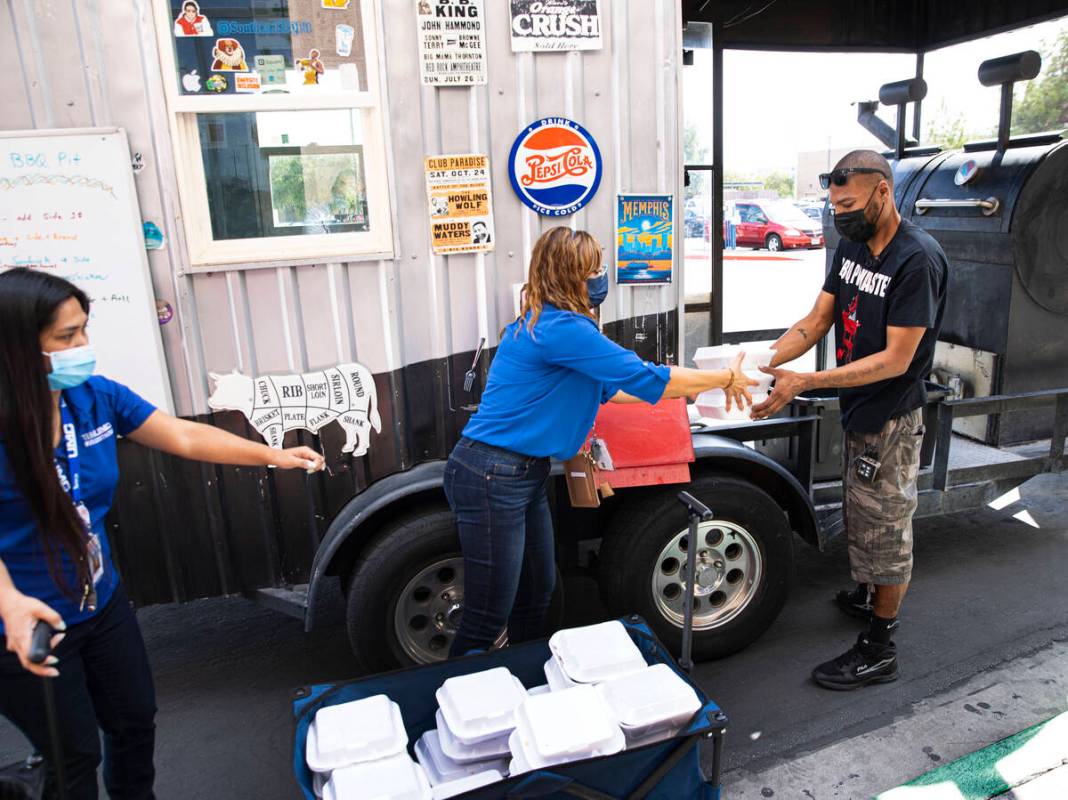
[598,475,792,661]
[345,507,564,673]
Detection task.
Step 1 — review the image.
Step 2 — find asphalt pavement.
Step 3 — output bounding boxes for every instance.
[0,472,1065,798]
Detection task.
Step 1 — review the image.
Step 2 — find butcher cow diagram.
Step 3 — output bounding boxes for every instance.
[207,364,382,456]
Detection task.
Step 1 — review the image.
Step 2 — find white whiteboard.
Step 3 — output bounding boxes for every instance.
[0,128,173,412]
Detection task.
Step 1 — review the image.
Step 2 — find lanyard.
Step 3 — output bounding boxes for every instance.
[55,396,82,508]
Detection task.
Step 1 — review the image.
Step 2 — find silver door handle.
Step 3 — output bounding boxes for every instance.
[914,197,1000,216]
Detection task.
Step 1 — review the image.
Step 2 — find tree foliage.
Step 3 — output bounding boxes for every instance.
[1013,27,1068,134]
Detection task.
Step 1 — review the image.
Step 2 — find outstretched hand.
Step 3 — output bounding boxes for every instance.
[723,352,760,412]
[749,365,807,420]
[272,446,326,473]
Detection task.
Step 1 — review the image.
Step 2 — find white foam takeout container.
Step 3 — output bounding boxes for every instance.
[543,656,579,693]
[548,621,648,685]
[596,664,702,743]
[692,344,775,372]
[306,695,407,773]
[510,685,625,769]
[435,709,512,764]
[429,770,503,800]
[323,753,431,800]
[436,668,528,745]
[694,388,769,422]
[415,729,509,786]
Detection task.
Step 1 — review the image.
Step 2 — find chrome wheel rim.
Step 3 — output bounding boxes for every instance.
[767,237,781,251]
[651,520,763,631]
[393,557,505,664]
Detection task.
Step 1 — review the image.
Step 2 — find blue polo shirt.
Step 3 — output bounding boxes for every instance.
[0,376,155,634]
[463,304,671,459]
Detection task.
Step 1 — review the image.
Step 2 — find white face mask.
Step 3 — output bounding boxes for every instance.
[42,345,97,390]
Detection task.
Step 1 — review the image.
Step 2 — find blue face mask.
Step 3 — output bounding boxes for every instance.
[43,345,96,390]
[587,271,609,308]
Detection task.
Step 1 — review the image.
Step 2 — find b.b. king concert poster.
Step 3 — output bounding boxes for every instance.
[616,194,673,285]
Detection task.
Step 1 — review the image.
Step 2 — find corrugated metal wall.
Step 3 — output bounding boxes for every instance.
[1,0,683,604]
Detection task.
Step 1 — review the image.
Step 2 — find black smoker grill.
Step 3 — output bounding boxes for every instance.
[824,51,1068,445]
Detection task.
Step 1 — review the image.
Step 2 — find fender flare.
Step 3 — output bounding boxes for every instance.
[690,432,822,552]
[304,460,446,630]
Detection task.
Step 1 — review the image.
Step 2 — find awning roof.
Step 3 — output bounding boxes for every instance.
[681,0,1068,52]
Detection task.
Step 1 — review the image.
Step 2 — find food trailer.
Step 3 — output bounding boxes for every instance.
[1,0,1065,675]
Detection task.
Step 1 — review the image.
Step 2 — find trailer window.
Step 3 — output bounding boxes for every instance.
[154,0,392,269]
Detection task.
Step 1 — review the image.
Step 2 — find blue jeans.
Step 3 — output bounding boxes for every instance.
[444,437,556,657]
[0,583,156,799]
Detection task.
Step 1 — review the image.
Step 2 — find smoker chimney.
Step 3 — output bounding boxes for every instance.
[978,51,1042,152]
[857,78,927,159]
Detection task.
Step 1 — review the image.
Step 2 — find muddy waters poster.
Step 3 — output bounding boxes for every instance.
[617,194,673,285]
[425,154,496,254]
[510,0,602,52]
[418,0,487,86]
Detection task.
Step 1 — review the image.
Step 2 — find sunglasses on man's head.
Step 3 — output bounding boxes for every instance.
[818,167,890,190]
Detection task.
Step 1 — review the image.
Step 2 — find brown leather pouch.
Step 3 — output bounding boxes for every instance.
[564,447,601,508]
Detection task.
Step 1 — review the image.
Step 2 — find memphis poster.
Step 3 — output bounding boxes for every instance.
[616,193,673,285]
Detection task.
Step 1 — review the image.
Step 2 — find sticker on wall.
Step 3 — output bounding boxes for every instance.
[322,0,351,7]
[417,0,488,87]
[616,194,673,285]
[235,72,262,93]
[174,0,213,37]
[425,154,496,255]
[156,300,174,325]
[205,74,228,93]
[253,55,287,88]
[508,118,602,217]
[143,221,166,251]
[131,152,146,174]
[298,49,325,84]
[211,38,249,72]
[510,0,602,52]
[336,23,355,56]
[181,69,203,93]
[207,365,382,456]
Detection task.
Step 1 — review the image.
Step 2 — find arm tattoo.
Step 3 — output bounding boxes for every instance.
[797,326,808,340]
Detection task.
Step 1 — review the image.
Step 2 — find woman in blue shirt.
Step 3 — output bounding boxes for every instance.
[446,226,756,656]
[0,269,324,799]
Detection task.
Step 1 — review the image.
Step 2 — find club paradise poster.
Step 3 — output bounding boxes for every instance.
[616,194,673,285]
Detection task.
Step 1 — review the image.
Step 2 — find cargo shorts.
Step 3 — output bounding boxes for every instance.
[842,407,924,586]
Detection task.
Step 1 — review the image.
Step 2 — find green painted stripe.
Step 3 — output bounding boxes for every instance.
[876,717,1055,800]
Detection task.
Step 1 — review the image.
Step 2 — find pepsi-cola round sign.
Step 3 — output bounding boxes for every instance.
[508,118,602,216]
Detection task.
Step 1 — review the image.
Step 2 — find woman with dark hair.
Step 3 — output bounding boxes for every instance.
[0,268,324,799]
[445,226,757,657]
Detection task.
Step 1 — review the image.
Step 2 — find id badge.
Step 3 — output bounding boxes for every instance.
[86,532,104,585]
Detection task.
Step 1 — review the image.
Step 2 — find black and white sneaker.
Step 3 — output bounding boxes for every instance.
[812,634,899,691]
[834,583,874,621]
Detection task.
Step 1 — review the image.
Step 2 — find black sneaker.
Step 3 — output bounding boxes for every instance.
[812,634,899,690]
[834,583,874,621]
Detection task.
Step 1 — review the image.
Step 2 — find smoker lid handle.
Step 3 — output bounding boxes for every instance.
[914,197,1000,216]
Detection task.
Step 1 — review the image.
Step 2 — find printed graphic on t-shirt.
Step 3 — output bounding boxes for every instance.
[838,294,861,363]
[837,256,892,298]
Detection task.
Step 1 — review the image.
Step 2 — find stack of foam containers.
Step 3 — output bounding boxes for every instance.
[509,684,626,774]
[414,667,526,798]
[596,663,703,747]
[692,345,776,421]
[544,621,648,691]
[305,695,431,800]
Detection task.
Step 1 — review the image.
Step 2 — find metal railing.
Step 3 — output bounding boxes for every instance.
[931,388,1068,491]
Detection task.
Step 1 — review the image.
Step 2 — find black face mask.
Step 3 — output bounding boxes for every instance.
[833,185,885,243]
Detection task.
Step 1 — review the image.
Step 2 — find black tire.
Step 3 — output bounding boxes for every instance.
[598,475,793,661]
[765,233,783,252]
[345,507,565,673]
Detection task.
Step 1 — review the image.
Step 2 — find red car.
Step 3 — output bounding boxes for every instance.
[729,200,824,251]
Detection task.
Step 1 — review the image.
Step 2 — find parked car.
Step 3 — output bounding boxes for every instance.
[731,199,824,250]
[796,202,824,223]
[684,207,707,238]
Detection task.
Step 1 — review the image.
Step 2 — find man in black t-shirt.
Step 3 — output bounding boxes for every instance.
[751,150,947,690]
